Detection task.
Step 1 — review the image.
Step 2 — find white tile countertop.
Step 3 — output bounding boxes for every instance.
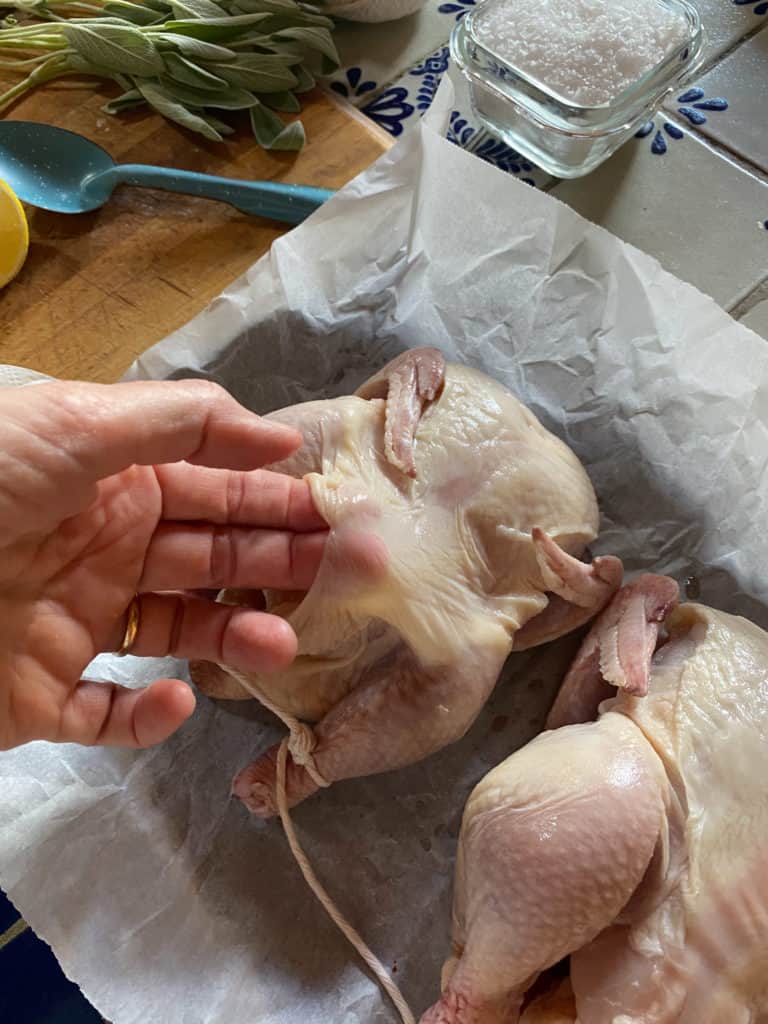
[322,0,768,332]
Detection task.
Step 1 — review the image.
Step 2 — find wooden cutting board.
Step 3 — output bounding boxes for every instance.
[0,77,392,383]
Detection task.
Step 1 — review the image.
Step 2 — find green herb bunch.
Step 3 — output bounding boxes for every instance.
[0,0,340,148]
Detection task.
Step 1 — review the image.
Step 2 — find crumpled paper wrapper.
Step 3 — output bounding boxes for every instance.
[1,78,767,1024]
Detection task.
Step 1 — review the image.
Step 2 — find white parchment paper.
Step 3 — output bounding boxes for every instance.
[1,79,768,1024]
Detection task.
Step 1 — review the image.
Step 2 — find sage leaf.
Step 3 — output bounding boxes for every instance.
[62,22,164,75]
[160,76,257,106]
[291,62,314,92]
[140,0,173,12]
[232,0,328,16]
[249,99,303,149]
[102,86,146,112]
[319,51,336,74]
[67,15,143,24]
[248,98,284,143]
[213,52,297,91]
[113,71,134,91]
[102,0,165,25]
[169,0,228,18]
[161,12,272,41]
[273,25,338,64]
[198,109,235,134]
[153,32,236,61]
[229,0,294,10]
[163,49,228,88]
[256,9,333,31]
[137,79,224,137]
[225,36,304,60]
[0,0,339,150]
[268,118,304,149]
[262,88,299,111]
[62,52,113,75]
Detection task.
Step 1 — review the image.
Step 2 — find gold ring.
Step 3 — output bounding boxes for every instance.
[117,595,141,657]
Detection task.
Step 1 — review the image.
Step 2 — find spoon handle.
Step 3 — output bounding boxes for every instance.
[100,163,332,225]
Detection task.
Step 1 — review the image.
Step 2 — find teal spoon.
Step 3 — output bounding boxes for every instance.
[0,121,333,224]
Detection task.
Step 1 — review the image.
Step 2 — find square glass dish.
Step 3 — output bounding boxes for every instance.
[450,0,703,178]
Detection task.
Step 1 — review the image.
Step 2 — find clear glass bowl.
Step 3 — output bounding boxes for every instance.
[451,0,703,178]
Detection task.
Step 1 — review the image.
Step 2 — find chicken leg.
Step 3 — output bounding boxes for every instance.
[420,715,668,1024]
[232,639,509,817]
[232,531,622,818]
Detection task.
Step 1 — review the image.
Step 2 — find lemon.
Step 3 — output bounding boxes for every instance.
[0,179,29,288]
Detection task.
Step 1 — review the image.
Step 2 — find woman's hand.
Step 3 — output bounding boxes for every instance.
[0,378,327,752]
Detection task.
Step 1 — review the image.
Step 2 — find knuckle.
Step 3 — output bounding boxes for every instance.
[186,379,229,406]
[47,383,108,434]
[168,595,186,657]
[209,527,238,588]
[225,470,247,523]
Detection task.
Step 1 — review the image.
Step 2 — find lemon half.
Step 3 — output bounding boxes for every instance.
[0,179,29,288]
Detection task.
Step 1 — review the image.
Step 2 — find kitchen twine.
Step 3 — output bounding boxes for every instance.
[222,665,416,1024]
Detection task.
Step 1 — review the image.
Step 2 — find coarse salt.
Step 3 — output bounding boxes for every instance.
[474,0,690,106]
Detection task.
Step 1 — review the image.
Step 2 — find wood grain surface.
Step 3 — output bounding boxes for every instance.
[0,76,391,382]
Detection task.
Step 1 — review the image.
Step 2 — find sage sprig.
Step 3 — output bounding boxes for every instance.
[0,0,340,148]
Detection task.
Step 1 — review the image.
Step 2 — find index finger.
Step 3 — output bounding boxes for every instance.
[9,379,302,483]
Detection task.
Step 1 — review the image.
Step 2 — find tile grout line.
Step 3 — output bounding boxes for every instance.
[695,18,768,80]
[663,110,768,186]
[538,105,768,196]
[727,274,768,317]
[0,917,28,951]
[539,28,768,195]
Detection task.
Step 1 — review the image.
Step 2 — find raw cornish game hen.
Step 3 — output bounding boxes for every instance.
[191,347,624,817]
[422,576,768,1024]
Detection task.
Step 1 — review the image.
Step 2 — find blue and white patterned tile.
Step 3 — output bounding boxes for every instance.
[444,111,546,184]
[361,81,419,138]
[352,45,451,138]
[551,129,768,310]
[442,62,553,186]
[636,86,730,156]
[664,26,768,172]
[434,0,477,17]
[692,0,768,67]
[328,66,417,137]
[409,47,453,114]
[336,48,554,186]
[731,0,768,13]
[325,0,462,104]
